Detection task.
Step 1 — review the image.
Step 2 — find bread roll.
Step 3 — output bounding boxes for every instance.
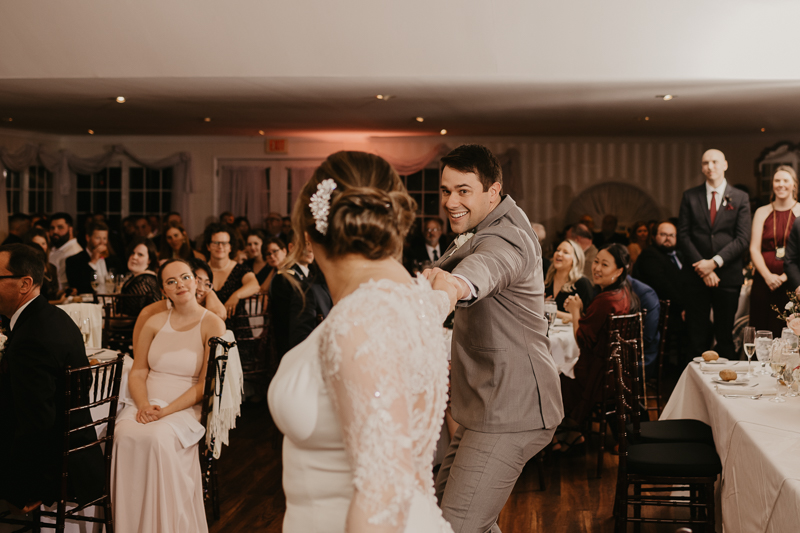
[719,369,737,381]
[702,350,719,361]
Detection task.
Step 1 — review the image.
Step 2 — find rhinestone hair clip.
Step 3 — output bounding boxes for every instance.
[309,179,338,235]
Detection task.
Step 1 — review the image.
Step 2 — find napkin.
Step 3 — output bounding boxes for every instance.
[205,330,243,459]
[715,382,777,395]
[700,362,744,373]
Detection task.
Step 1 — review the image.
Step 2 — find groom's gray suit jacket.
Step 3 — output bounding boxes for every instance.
[436,195,564,433]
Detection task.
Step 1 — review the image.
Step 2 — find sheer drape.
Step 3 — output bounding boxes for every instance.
[219,166,266,229]
[0,144,193,241]
[289,167,316,211]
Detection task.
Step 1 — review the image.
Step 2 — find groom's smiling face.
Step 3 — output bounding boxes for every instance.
[441,167,501,234]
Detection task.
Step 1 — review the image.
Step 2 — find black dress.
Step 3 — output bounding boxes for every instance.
[244,258,272,286]
[544,276,594,312]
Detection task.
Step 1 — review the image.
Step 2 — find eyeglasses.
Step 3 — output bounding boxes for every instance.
[164,273,194,289]
[196,279,213,289]
[265,249,284,257]
[209,241,231,247]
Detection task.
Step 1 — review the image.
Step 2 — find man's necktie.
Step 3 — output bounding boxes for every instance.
[432,249,439,261]
[710,191,717,226]
[668,251,682,270]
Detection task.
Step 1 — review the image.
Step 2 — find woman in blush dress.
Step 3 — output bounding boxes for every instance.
[268,151,456,533]
[749,165,800,337]
[111,259,225,533]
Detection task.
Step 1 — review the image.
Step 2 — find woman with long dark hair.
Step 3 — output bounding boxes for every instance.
[556,243,639,451]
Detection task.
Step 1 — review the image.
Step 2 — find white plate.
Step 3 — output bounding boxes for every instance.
[711,376,751,385]
[86,349,119,362]
[693,356,730,364]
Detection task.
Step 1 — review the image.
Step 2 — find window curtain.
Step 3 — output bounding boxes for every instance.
[289,166,317,212]
[219,166,266,229]
[0,144,193,242]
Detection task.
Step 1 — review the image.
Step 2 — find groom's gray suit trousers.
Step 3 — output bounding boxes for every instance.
[434,425,556,533]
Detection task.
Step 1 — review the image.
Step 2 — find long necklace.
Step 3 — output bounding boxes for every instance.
[773,201,797,259]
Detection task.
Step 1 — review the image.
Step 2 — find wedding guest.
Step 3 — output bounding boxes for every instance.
[23,228,63,303]
[112,259,225,533]
[567,223,598,278]
[627,220,651,264]
[593,214,628,248]
[158,222,204,264]
[203,223,260,320]
[678,149,751,360]
[405,217,452,269]
[628,276,660,370]
[2,213,31,245]
[219,211,235,226]
[559,244,638,451]
[120,237,162,316]
[134,216,155,239]
[749,165,800,337]
[48,212,83,290]
[66,222,123,294]
[544,239,593,322]
[244,231,286,291]
[0,244,104,512]
[234,216,251,240]
[281,216,292,236]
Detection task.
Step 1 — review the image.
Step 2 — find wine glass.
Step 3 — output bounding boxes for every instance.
[770,346,788,403]
[755,330,773,375]
[80,318,92,347]
[544,301,558,334]
[743,327,756,377]
[90,271,100,293]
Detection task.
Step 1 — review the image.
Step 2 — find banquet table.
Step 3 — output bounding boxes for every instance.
[661,360,800,533]
[549,323,580,378]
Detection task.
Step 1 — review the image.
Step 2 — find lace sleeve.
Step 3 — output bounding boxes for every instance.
[320,307,416,533]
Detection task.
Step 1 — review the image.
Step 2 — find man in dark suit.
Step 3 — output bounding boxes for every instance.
[2,214,31,245]
[405,217,453,270]
[66,222,123,294]
[0,244,104,511]
[632,220,687,323]
[677,149,751,361]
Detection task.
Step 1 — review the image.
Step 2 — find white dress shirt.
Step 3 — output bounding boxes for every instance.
[10,297,36,331]
[704,179,727,268]
[49,238,83,290]
[425,243,441,262]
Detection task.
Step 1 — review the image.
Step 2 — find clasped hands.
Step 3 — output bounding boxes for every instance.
[136,404,164,424]
[421,268,468,310]
[693,258,720,287]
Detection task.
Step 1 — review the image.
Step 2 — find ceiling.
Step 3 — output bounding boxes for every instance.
[1,1,800,138]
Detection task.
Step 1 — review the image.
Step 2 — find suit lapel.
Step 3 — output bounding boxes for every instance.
[696,185,712,229]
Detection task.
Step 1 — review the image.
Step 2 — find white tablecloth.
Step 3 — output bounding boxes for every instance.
[661,361,800,533]
[549,323,580,378]
[57,302,103,348]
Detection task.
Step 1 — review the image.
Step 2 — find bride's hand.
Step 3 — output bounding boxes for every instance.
[429,269,460,311]
[136,404,162,424]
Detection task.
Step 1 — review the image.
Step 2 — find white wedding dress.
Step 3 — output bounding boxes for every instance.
[268,278,454,533]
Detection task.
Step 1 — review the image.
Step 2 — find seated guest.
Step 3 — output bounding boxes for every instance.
[263,212,286,242]
[48,212,83,291]
[66,222,123,294]
[244,231,287,292]
[120,237,162,316]
[23,228,63,304]
[558,244,639,450]
[0,244,104,511]
[111,259,225,533]
[566,223,598,278]
[3,213,31,245]
[544,239,593,322]
[158,222,204,264]
[627,220,651,264]
[405,217,452,270]
[234,216,251,240]
[133,216,155,239]
[204,223,260,321]
[628,276,660,371]
[593,214,629,248]
[269,239,332,359]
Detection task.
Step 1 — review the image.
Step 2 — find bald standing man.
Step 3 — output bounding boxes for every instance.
[677,149,751,361]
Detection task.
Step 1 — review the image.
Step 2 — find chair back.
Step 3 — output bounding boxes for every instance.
[62,355,124,521]
[96,294,150,354]
[609,334,642,472]
[231,292,269,380]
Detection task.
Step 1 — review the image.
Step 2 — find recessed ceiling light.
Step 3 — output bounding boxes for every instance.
[258,130,265,135]
[6,118,12,122]
[440,129,447,135]
[204,117,211,122]
[761,127,766,132]
[375,94,394,101]
[116,96,126,104]
[645,116,650,121]
[415,117,424,123]
[656,94,674,101]
[87,129,95,135]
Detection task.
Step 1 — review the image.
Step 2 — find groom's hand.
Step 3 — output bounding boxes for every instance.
[427,268,460,311]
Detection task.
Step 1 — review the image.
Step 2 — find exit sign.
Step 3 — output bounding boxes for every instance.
[266,138,288,154]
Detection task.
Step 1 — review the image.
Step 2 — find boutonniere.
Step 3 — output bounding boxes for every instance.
[723,196,734,210]
[448,230,477,258]
[0,332,7,364]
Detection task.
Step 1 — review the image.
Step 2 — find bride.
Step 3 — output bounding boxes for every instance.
[268,151,457,532]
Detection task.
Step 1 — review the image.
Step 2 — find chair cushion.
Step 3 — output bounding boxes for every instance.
[627,419,714,445]
[627,443,722,478]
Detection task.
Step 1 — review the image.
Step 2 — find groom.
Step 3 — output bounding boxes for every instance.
[425,144,563,533]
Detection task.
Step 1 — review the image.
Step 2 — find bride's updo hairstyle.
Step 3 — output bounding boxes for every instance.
[290,151,416,261]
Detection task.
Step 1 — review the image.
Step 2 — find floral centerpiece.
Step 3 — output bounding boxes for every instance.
[773,291,800,336]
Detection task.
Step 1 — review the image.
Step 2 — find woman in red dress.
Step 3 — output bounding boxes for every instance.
[555,243,639,451]
[749,165,800,337]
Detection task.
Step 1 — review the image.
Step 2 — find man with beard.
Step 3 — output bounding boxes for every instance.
[48,213,83,291]
[632,220,686,333]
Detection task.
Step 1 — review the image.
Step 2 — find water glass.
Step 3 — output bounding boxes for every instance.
[755,330,773,375]
[544,301,558,333]
[770,347,789,403]
[743,327,755,377]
